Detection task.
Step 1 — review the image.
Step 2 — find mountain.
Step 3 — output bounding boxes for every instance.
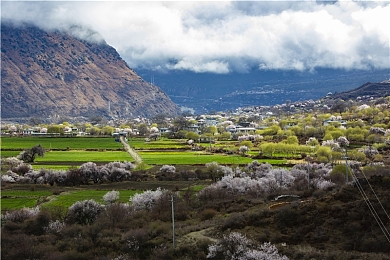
[1,23,179,120]
[330,81,390,100]
[135,68,389,113]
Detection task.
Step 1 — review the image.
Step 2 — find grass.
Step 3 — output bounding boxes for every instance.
[1,190,53,210]
[32,165,75,170]
[1,180,212,211]
[1,197,38,210]
[0,151,21,157]
[1,136,123,150]
[138,151,255,165]
[41,189,140,209]
[129,138,187,149]
[34,150,132,163]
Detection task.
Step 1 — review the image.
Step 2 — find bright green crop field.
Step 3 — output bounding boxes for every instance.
[138,151,286,165]
[34,150,132,163]
[128,138,187,149]
[1,180,211,211]
[41,190,140,209]
[1,136,123,150]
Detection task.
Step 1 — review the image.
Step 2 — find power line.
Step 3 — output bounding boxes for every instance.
[351,171,390,243]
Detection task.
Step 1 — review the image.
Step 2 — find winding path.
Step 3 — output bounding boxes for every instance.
[119,136,143,165]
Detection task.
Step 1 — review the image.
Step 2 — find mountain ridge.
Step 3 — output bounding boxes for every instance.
[135,68,389,112]
[330,81,390,100]
[1,23,179,120]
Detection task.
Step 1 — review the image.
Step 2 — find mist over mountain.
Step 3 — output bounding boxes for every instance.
[135,68,389,113]
[1,23,179,120]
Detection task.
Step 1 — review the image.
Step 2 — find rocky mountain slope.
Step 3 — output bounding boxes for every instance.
[1,23,179,120]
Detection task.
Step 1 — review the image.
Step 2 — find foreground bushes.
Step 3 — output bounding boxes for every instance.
[1,158,135,185]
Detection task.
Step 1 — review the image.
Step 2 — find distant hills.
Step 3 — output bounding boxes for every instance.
[135,68,389,112]
[1,23,179,120]
[330,81,390,100]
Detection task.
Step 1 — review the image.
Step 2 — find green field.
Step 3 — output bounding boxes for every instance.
[1,190,53,210]
[42,190,139,208]
[1,136,123,150]
[138,151,282,165]
[128,139,187,149]
[1,136,287,166]
[0,151,21,157]
[1,180,211,211]
[34,150,132,163]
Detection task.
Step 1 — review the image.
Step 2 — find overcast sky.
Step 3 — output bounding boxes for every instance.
[2,1,389,73]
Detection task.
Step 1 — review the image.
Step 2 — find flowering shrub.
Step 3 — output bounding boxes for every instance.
[159,165,176,174]
[239,145,249,154]
[199,162,336,200]
[1,174,16,183]
[357,104,370,110]
[321,139,340,150]
[337,136,349,147]
[2,207,40,223]
[66,199,105,225]
[369,127,386,135]
[44,220,66,234]
[238,134,263,142]
[306,137,319,146]
[129,187,168,211]
[358,146,379,160]
[207,232,288,259]
[103,190,120,204]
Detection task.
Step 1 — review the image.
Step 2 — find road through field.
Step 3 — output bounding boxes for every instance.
[120,136,143,165]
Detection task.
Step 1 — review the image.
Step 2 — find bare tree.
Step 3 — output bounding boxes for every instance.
[18,144,45,163]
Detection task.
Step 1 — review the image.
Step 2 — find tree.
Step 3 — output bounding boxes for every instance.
[316,146,332,163]
[47,125,64,134]
[152,114,169,128]
[66,199,105,225]
[219,131,232,141]
[137,123,149,136]
[240,140,253,149]
[285,135,299,145]
[129,187,169,211]
[18,144,45,163]
[186,131,200,141]
[172,116,189,132]
[204,126,218,135]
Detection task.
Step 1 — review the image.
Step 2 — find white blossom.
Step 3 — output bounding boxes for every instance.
[207,232,288,260]
[44,220,66,234]
[129,187,168,211]
[103,190,120,204]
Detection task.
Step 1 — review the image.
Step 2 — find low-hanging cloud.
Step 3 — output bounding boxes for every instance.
[2,1,389,73]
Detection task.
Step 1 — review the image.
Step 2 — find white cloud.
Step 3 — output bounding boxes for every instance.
[2,1,389,73]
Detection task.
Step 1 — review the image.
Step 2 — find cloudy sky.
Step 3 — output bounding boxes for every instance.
[2,1,389,74]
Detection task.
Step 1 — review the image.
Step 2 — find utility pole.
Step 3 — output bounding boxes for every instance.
[307,155,310,189]
[170,194,175,248]
[345,148,349,184]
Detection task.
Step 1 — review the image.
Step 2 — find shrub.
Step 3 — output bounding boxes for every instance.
[200,208,218,221]
[44,220,66,234]
[207,232,288,259]
[129,187,169,211]
[330,165,352,184]
[66,199,105,225]
[103,190,120,204]
[2,207,40,223]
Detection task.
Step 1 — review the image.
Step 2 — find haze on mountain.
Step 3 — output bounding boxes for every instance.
[2,1,389,115]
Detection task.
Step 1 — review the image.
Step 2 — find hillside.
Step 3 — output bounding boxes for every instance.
[330,81,390,100]
[135,68,389,113]
[1,23,179,120]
